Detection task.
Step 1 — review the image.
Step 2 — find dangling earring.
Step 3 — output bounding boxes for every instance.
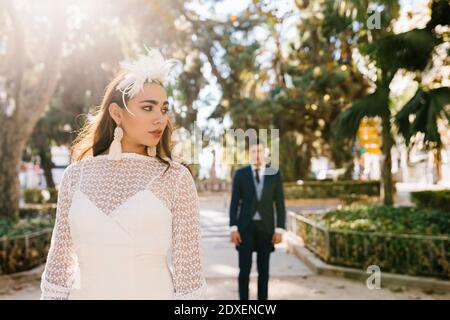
[108,126,124,161]
[147,145,157,157]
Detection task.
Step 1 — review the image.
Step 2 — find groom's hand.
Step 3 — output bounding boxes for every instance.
[230,231,242,246]
[272,232,282,244]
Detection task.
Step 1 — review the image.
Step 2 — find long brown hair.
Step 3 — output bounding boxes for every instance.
[71,71,175,172]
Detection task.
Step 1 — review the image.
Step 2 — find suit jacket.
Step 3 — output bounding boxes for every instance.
[229,164,286,235]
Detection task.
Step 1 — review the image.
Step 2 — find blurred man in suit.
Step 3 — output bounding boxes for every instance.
[229,138,286,300]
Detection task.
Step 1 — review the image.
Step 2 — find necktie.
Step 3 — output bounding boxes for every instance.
[255,168,260,184]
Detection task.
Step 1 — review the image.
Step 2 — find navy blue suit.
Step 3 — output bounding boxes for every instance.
[229,164,286,300]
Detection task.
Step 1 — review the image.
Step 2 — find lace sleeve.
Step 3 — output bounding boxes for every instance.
[171,165,207,299]
[40,164,79,300]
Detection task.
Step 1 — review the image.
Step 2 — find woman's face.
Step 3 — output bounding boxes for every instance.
[110,82,170,149]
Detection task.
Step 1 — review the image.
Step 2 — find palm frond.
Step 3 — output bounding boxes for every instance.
[395,87,450,147]
[395,89,425,144]
[333,88,389,140]
[361,28,436,73]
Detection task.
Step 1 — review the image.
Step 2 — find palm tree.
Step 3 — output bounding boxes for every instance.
[395,87,450,183]
[331,0,449,205]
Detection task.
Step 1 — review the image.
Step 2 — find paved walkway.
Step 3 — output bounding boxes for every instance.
[1,192,449,300]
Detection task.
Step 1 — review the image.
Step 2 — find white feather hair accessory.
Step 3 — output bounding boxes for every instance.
[116,46,180,116]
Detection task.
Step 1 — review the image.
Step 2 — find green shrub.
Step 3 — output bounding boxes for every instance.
[0,216,55,238]
[22,188,58,204]
[284,180,380,199]
[47,188,58,203]
[19,205,56,219]
[1,234,53,274]
[295,205,450,279]
[411,189,450,212]
[23,189,44,204]
[321,205,450,236]
[0,216,55,274]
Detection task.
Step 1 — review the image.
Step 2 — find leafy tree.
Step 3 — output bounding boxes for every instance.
[330,0,449,204]
[0,1,66,218]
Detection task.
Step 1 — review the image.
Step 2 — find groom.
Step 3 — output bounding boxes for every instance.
[229,138,286,300]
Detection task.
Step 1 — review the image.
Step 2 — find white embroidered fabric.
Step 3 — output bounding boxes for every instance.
[40,153,207,300]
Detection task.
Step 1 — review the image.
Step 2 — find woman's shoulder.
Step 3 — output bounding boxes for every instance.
[55,161,83,191]
[168,158,192,178]
[63,160,83,177]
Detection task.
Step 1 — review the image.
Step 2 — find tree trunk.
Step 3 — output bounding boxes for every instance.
[0,123,28,219]
[433,147,442,184]
[331,138,354,180]
[39,145,55,189]
[0,1,66,219]
[380,113,395,206]
[297,142,312,180]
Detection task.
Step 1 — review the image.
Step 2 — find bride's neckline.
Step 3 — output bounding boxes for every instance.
[91,152,159,161]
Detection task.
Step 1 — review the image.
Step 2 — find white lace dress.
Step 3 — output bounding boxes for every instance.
[40,153,207,300]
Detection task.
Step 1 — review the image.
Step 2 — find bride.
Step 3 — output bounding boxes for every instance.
[40,48,207,300]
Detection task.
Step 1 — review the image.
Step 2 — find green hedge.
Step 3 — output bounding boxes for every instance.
[0,209,55,275]
[0,216,55,238]
[0,230,53,275]
[284,180,380,199]
[19,205,56,219]
[411,189,450,212]
[22,188,58,204]
[322,205,450,235]
[294,205,450,279]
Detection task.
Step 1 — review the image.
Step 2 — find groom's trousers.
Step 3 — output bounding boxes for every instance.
[237,220,272,300]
